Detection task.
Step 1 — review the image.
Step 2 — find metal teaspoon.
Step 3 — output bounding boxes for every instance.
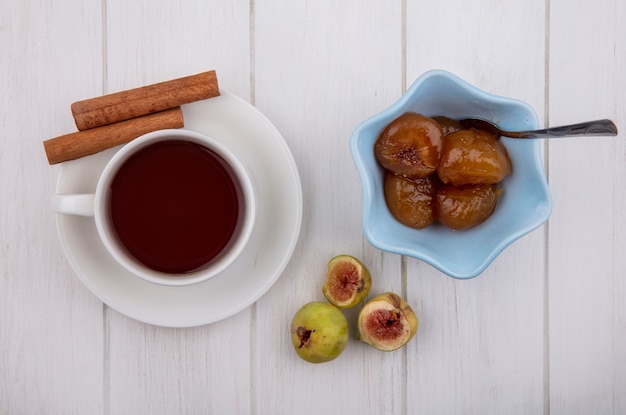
[458,118,618,138]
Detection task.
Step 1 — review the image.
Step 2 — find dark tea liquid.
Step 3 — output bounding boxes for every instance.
[109,139,243,274]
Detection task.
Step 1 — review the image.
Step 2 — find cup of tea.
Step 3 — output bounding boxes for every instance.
[52,129,256,286]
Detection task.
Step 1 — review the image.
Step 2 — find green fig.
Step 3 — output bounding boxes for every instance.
[322,255,372,309]
[357,292,418,351]
[290,302,349,363]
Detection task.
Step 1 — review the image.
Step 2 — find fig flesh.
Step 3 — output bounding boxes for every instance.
[290,302,348,363]
[357,292,418,352]
[374,113,444,179]
[322,255,372,309]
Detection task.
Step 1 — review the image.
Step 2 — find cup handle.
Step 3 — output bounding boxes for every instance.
[51,194,96,217]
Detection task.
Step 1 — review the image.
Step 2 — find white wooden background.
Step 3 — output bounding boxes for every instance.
[1,0,625,413]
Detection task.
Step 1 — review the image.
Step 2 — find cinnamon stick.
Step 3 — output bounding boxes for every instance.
[44,107,184,165]
[71,70,219,131]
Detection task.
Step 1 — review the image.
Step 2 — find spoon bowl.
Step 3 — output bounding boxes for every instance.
[459,118,618,138]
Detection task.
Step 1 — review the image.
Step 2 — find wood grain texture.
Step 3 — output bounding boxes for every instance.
[548,0,626,414]
[253,1,405,413]
[405,0,548,413]
[101,0,253,413]
[0,1,105,414]
[2,0,625,413]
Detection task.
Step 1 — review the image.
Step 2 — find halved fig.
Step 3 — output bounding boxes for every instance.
[357,292,418,352]
[374,113,444,178]
[383,171,436,229]
[290,302,349,364]
[322,255,372,309]
[437,128,512,186]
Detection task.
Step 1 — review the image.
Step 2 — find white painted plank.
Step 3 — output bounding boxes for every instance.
[254,1,405,413]
[107,312,252,414]
[406,0,548,413]
[105,0,252,100]
[548,0,626,413]
[4,1,626,413]
[0,1,105,413]
[103,1,253,413]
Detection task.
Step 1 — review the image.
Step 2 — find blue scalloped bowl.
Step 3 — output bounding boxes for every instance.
[350,70,552,279]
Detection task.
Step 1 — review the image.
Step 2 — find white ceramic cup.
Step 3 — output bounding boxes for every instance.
[52,129,256,286]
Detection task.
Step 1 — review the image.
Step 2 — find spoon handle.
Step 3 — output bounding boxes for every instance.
[514,119,618,138]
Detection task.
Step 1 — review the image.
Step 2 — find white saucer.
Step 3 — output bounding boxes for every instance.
[54,91,303,327]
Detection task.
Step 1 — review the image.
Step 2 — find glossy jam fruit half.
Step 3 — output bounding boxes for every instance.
[435,183,500,230]
[437,128,512,186]
[383,171,437,229]
[374,113,444,179]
